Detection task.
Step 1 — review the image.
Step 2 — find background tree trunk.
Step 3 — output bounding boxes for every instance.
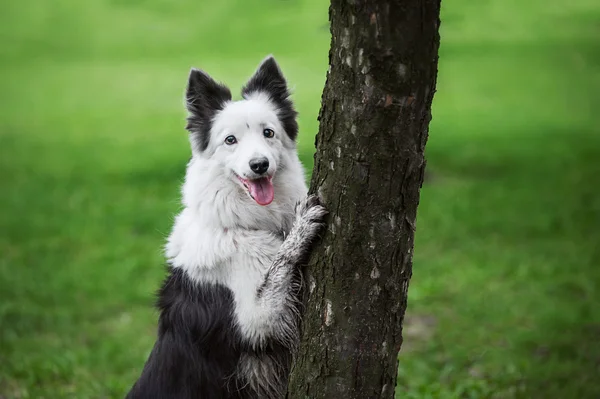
[287,0,441,398]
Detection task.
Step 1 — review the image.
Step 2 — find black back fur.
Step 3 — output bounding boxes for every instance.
[126,268,292,399]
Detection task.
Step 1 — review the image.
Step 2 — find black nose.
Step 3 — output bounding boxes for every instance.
[249,158,269,175]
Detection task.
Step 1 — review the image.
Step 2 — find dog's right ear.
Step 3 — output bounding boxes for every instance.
[185,68,232,152]
[242,56,298,142]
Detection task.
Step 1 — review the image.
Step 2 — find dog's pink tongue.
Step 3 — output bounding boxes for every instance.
[248,178,274,206]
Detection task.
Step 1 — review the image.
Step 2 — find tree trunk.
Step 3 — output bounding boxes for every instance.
[287,0,441,398]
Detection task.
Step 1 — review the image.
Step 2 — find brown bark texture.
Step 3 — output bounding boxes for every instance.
[287,0,441,398]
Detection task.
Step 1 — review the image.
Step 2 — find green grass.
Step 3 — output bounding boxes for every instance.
[1,0,599,397]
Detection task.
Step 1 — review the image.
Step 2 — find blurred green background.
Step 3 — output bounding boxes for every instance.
[1,0,599,397]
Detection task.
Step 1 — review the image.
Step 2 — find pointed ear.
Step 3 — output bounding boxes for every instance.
[185,68,232,152]
[242,56,298,141]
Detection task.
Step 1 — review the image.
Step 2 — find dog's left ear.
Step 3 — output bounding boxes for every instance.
[186,68,232,152]
[242,56,298,141]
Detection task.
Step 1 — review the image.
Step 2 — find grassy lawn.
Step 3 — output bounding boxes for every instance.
[1,0,598,398]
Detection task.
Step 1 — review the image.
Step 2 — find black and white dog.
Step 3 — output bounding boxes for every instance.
[126,57,326,398]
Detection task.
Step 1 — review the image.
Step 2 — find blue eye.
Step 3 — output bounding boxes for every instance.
[263,128,274,138]
[224,135,237,145]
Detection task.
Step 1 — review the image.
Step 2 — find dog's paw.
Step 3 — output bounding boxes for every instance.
[295,195,327,225]
[293,195,328,243]
[275,196,327,267]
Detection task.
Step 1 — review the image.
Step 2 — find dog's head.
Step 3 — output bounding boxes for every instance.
[184,56,298,206]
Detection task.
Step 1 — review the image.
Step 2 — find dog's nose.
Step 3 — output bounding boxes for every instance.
[249,158,269,175]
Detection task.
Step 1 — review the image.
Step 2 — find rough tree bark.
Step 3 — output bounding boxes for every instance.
[287,0,441,398]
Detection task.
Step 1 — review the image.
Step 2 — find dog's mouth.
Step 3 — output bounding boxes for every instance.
[235,174,274,206]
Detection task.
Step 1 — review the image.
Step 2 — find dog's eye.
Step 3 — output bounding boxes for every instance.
[224,135,237,145]
[263,128,275,138]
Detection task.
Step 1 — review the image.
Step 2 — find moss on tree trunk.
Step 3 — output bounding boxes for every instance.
[287,0,441,397]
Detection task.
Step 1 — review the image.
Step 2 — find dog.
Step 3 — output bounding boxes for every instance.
[126,56,327,399]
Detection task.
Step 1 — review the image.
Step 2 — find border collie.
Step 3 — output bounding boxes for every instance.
[126,56,326,398]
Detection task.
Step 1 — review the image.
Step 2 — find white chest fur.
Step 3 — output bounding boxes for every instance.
[166,208,286,345]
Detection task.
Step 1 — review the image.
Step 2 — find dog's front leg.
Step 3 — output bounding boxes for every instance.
[256,195,327,349]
